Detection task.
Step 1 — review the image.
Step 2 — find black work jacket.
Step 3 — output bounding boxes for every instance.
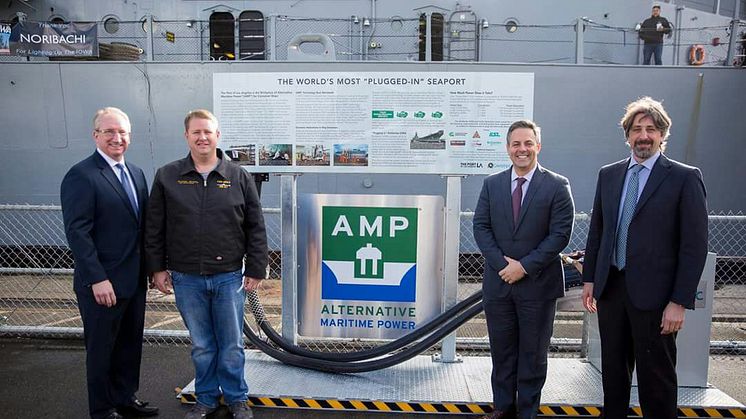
[639,16,671,44]
[145,150,268,278]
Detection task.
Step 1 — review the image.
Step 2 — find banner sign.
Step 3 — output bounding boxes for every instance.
[0,23,10,55]
[298,194,444,340]
[214,71,534,175]
[11,21,98,57]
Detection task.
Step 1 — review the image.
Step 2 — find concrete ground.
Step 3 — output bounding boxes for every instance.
[0,337,743,419]
[0,337,479,419]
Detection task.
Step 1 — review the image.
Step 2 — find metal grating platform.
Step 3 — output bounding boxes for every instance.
[179,350,744,416]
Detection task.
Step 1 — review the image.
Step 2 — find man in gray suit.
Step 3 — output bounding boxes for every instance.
[474,120,574,419]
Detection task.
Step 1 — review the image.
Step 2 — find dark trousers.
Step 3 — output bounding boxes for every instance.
[77,287,146,419]
[483,295,556,419]
[597,268,678,419]
[643,43,663,65]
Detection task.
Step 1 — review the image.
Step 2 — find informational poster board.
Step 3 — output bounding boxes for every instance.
[214,72,534,175]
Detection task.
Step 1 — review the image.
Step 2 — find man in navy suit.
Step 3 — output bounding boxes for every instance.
[582,97,708,419]
[474,120,574,419]
[61,107,158,419]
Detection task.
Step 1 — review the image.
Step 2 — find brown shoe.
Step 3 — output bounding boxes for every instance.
[482,407,517,419]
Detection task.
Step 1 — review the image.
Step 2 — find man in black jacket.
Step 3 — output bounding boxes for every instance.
[638,5,672,65]
[145,109,268,419]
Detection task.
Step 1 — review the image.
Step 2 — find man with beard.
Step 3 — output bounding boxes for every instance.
[581,97,708,418]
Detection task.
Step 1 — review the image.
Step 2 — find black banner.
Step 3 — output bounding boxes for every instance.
[11,21,98,57]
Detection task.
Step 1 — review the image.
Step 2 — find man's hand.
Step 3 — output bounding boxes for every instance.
[92,280,116,307]
[499,256,526,284]
[582,283,597,313]
[661,302,685,335]
[152,270,173,295]
[244,276,262,292]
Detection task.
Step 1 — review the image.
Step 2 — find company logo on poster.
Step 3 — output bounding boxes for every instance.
[321,206,418,302]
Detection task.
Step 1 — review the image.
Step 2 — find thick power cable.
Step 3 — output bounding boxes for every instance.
[246,289,483,362]
[242,293,484,373]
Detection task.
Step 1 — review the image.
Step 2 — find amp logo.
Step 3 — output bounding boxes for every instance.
[321,206,418,302]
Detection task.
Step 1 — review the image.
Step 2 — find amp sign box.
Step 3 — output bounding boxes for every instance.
[298,194,444,340]
[321,206,418,303]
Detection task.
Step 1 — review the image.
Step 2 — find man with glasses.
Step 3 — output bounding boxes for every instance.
[61,107,157,419]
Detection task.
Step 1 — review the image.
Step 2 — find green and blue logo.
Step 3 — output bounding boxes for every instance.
[321,206,418,302]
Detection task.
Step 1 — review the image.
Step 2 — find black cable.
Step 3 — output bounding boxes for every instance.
[242,296,484,373]
[246,289,483,362]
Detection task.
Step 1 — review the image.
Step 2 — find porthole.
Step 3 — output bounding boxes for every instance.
[103,16,119,34]
[504,19,518,33]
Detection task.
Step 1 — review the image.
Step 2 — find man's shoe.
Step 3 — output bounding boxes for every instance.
[103,412,124,419]
[118,397,159,416]
[184,404,216,419]
[228,402,254,419]
[482,408,517,419]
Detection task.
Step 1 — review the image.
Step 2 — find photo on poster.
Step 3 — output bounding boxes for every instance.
[333,144,369,167]
[0,23,11,55]
[409,129,445,150]
[224,145,256,166]
[296,144,330,166]
[258,144,293,166]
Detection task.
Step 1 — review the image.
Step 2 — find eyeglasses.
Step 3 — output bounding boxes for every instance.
[96,129,130,139]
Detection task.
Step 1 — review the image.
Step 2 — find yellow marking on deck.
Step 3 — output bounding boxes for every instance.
[303,399,321,409]
[420,403,438,413]
[326,400,344,410]
[349,400,368,410]
[372,401,390,411]
[395,402,415,412]
[704,408,724,417]
[258,397,276,407]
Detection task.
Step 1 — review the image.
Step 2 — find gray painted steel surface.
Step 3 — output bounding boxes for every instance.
[1,61,744,215]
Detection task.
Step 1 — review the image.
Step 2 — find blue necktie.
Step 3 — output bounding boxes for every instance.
[116,163,139,216]
[615,164,643,269]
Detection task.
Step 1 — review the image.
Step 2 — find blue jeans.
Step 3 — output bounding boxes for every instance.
[643,43,663,65]
[172,269,247,408]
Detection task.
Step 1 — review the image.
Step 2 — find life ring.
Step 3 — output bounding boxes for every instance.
[689,44,705,65]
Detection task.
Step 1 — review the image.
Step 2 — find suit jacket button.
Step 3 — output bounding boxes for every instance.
[216,256,223,261]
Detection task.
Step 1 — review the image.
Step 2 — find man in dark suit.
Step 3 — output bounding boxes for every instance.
[474,120,575,419]
[61,107,158,419]
[582,97,708,419]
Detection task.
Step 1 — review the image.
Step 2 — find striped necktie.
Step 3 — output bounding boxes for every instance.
[615,164,643,269]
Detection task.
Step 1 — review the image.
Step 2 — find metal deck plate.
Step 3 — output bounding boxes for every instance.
[179,350,744,412]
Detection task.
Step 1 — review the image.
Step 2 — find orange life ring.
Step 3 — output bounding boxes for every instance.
[689,44,705,65]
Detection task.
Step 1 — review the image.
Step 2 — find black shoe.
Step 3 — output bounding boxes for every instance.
[103,412,124,419]
[118,397,159,417]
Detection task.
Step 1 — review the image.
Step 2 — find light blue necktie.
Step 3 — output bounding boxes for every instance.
[116,163,139,216]
[615,164,643,269]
